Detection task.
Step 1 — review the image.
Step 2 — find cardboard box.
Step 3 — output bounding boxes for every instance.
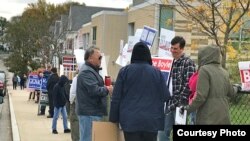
[92,121,125,141]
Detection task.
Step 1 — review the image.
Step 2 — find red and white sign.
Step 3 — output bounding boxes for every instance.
[152,57,172,72]
[62,56,77,77]
[63,56,76,64]
[158,28,175,57]
[238,61,250,90]
[152,57,173,84]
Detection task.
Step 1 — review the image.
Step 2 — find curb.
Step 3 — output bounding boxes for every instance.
[9,93,21,141]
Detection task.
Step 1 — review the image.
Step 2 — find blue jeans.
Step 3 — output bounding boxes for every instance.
[189,112,196,125]
[158,110,175,141]
[78,115,102,141]
[52,106,69,130]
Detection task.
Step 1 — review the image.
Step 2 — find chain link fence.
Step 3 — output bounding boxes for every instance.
[230,93,250,124]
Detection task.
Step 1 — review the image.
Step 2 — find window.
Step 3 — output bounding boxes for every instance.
[92,26,97,45]
[128,22,135,36]
[68,39,73,50]
[83,33,90,49]
[159,5,174,31]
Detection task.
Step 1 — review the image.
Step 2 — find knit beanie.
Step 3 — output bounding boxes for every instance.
[130,42,152,65]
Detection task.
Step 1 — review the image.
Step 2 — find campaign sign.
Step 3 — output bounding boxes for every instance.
[238,61,250,91]
[28,74,40,90]
[41,77,48,93]
[40,92,49,106]
[140,26,157,47]
[158,28,175,57]
[116,44,129,67]
[152,57,173,84]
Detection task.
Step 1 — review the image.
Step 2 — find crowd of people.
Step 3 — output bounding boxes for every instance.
[13,36,240,141]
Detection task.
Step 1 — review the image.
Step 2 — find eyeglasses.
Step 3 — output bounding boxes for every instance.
[98,56,102,60]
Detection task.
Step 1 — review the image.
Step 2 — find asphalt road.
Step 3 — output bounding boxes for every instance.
[0,52,12,141]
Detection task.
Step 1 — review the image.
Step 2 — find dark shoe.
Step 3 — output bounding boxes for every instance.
[47,115,53,118]
[38,113,45,116]
[64,129,71,133]
[52,130,58,134]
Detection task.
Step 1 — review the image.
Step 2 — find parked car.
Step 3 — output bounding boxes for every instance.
[0,70,7,97]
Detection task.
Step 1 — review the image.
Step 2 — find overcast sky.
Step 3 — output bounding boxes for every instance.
[0,0,133,21]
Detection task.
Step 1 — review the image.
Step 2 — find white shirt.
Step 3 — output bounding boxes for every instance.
[69,75,77,104]
[169,76,173,96]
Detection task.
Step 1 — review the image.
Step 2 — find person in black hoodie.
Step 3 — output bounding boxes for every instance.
[46,67,59,118]
[51,75,71,134]
[109,42,170,141]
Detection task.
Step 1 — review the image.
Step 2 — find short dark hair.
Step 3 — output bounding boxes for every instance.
[171,36,186,49]
[84,47,100,61]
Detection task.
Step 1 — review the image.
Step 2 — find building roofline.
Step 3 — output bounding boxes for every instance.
[91,11,127,18]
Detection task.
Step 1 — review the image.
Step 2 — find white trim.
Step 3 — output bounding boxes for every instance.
[82,22,91,28]
[92,11,127,18]
[66,32,77,39]
[154,4,160,31]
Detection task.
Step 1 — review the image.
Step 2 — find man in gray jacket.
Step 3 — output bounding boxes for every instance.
[76,47,113,141]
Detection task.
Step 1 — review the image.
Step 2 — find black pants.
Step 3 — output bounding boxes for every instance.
[40,105,46,114]
[13,82,17,89]
[123,131,157,141]
[48,92,54,116]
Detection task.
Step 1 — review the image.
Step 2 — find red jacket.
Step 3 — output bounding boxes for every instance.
[188,71,198,105]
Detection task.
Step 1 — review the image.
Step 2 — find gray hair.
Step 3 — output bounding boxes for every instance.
[84,47,100,61]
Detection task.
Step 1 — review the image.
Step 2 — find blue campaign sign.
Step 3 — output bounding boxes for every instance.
[28,74,40,89]
[41,77,48,93]
[140,26,157,47]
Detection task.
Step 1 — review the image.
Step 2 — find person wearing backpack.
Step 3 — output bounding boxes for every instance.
[52,75,71,134]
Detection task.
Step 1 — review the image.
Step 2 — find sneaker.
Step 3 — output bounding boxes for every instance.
[52,130,58,134]
[64,129,71,133]
[47,115,53,118]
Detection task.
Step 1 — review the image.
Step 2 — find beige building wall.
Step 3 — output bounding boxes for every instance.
[128,3,160,55]
[79,22,91,35]
[128,5,155,29]
[91,11,128,79]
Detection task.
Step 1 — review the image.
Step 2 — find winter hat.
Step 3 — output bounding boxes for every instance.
[130,42,152,65]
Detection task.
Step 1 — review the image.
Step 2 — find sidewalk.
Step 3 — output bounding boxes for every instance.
[9,87,71,141]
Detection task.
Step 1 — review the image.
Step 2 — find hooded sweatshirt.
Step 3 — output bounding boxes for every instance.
[187,45,235,124]
[53,75,69,108]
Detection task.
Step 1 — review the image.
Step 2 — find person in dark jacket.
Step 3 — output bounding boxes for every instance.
[109,42,170,141]
[46,67,59,118]
[76,47,113,141]
[51,75,71,134]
